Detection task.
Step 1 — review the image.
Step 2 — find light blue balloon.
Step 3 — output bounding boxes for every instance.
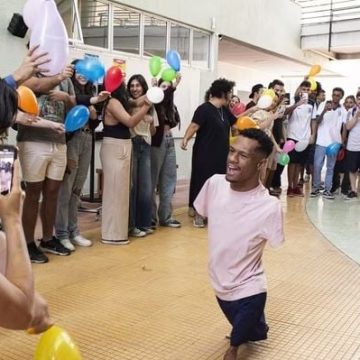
[65,105,90,132]
[75,59,105,83]
[326,142,341,157]
[166,50,181,72]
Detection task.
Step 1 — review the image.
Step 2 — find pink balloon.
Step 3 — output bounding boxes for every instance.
[231,102,246,117]
[23,0,46,29]
[29,0,69,76]
[283,140,296,153]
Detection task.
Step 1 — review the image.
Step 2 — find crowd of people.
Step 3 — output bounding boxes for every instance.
[1,45,360,359]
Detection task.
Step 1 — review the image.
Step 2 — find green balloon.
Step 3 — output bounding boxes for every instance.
[149,56,162,77]
[161,68,176,82]
[278,153,290,166]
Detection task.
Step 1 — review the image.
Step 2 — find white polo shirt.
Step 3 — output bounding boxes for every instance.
[346,108,360,151]
[287,103,315,141]
[194,175,284,301]
[316,103,347,147]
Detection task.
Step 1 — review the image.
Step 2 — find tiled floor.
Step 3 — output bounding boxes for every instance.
[1,182,360,359]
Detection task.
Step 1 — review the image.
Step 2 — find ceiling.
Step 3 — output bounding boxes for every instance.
[218,37,337,78]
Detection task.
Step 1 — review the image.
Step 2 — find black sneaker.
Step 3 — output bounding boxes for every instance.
[160,219,181,228]
[310,189,320,198]
[39,237,71,256]
[345,191,358,200]
[27,241,49,264]
[322,190,335,200]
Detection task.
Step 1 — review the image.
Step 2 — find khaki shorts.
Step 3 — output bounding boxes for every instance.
[18,141,67,182]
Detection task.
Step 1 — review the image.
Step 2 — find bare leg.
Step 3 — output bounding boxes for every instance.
[223,346,238,360]
[22,181,43,244]
[349,172,357,192]
[41,178,62,241]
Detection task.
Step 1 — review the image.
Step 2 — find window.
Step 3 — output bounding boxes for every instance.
[79,0,109,49]
[113,6,140,54]
[170,24,190,64]
[55,0,82,42]
[144,16,167,57]
[193,30,210,68]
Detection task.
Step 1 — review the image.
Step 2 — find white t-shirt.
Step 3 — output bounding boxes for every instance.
[287,103,315,141]
[346,108,360,151]
[194,175,284,301]
[316,104,347,147]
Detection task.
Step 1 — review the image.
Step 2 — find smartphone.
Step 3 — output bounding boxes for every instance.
[0,145,17,195]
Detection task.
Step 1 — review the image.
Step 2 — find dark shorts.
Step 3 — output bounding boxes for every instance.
[217,292,268,347]
[346,150,360,173]
[287,138,310,166]
[306,144,316,166]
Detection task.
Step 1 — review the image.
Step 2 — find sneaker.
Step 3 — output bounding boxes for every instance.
[322,190,335,200]
[161,219,181,228]
[345,191,358,200]
[319,184,325,191]
[129,228,147,237]
[287,187,294,197]
[271,187,282,195]
[71,234,93,247]
[293,186,304,197]
[193,213,205,228]
[139,227,154,235]
[310,189,320,197]
[39,237,71,256]
[101,239,130,245]
[27,242,49,264]
[60,239,75,252]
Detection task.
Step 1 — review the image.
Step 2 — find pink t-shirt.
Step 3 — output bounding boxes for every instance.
[194,174,284,301]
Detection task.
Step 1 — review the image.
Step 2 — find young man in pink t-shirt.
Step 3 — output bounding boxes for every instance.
[194,129,284,360]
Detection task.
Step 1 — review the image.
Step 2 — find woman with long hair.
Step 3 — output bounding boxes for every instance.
[100,83,151,244]
[127,74,157,237]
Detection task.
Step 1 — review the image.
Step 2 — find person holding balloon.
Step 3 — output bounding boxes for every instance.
[18,65,76,263]
[310,87,347,199]
[229,95,246,117]
[181,78,237,228]
[127,74,158,237]
[100,81,152,245]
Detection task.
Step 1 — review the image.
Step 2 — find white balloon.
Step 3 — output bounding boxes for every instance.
[257,95,273,109]
[29,0,69,76]
[23,0,46,29]
[295,140,309,152]
[146,87,164,104]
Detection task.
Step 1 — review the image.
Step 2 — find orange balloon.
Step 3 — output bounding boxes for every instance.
[236,116,259,130]
[308,64,321,77]
[17,86,39,115]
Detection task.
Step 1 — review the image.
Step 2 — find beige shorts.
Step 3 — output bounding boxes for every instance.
[18,141,67,182]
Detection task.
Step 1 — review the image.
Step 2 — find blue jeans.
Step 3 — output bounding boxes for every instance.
[313,144,337,192]
[55,131,92,240]
[151,132,177,224]
[129,136,152,229]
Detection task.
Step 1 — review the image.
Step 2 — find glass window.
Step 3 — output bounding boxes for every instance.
[143,16,167,57]
[79,0,109,49]
[193,30,210,68]
[55,0,82,41]
[113,6,140,54]
[170,23,190,64]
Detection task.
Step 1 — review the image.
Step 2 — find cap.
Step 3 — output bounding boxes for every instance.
[249,84,263,99]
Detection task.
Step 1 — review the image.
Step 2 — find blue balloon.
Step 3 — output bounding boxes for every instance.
[326,142,341,157]
[65,105,90,132]
[166,50,181,72]
[75,58,105,83]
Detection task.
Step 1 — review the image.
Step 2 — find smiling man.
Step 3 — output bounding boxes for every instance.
[194,128,284,360]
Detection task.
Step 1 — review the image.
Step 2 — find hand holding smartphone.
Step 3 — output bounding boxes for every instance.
[0,145,17,196]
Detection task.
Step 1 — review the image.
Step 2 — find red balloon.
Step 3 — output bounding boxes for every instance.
[337,148,345,161]
[231,102,246,117]
[104,66,124,93]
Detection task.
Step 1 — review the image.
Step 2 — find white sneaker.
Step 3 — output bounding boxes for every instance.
[129,228,147,237]
[71,235,93,247]
[60,239,76,252]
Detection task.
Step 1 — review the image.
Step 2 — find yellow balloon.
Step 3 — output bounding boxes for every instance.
[308,77,317,91]
[236,116,259,130]
[34,326,82,360]
[262,88,276,99]
[308,64,321,77]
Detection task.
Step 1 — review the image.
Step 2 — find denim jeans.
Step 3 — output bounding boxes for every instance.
[55,131,92,240]
[151,132,177,224]
[129,136,152,229]
[313,144,337,192]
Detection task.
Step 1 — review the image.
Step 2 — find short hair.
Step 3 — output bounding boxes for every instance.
[0,79,18,135]
[238,128,274,157]
[209,78,235,99]
[346,95,356,102]
[269,79,284,89]
[127,74,149,96]
[356,91,360,99]
[300,80,311,88]
[333,87,345,97]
